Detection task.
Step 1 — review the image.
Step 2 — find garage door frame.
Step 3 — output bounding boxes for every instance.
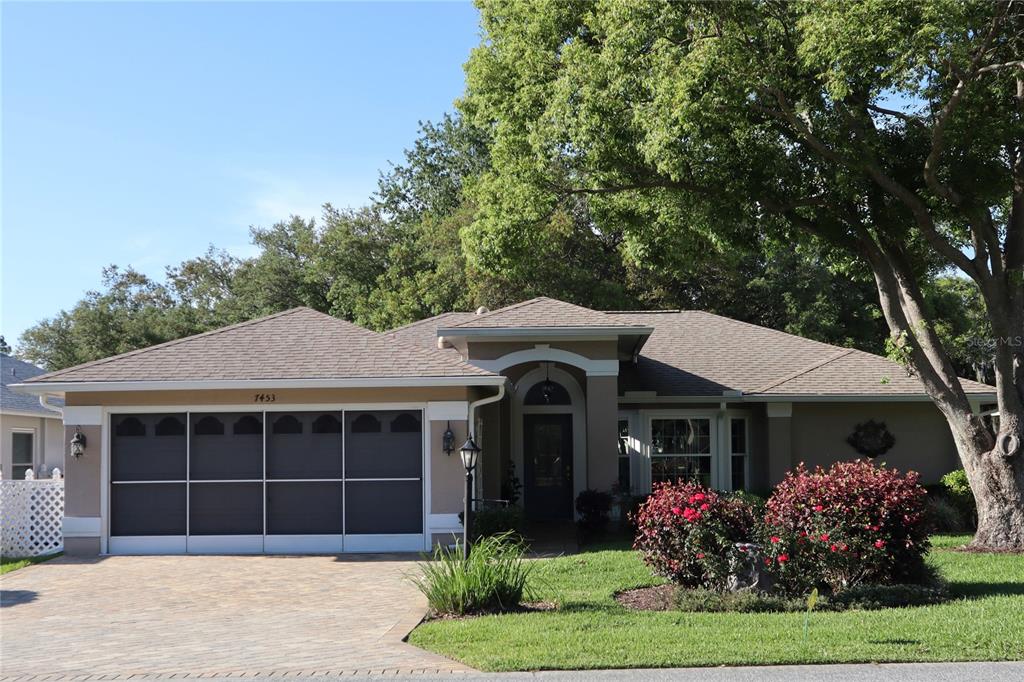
[103,402,432,555]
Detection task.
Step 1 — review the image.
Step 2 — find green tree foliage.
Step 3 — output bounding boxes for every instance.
[460,0,1023,547]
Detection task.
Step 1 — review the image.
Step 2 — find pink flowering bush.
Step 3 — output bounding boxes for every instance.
[633,481,756,589]
[762,460,930,594]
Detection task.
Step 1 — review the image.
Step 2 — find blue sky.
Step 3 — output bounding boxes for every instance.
[1,1,480,347]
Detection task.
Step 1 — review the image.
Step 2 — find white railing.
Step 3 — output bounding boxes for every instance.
[0,474,65,558]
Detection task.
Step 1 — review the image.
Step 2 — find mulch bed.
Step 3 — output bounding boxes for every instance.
[615,584,676,611]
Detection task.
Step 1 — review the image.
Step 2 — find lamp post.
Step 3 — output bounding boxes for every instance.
[459,436,481,559]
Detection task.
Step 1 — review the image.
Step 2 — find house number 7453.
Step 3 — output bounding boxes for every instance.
[254,393,277,403]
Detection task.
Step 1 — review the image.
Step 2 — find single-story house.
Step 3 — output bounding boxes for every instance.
[2,354,64,479]
[12,297,995,556]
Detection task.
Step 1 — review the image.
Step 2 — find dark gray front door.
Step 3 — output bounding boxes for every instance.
[523,413,573,520]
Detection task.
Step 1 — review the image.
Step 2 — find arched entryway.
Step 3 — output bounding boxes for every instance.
[511,364,586,520]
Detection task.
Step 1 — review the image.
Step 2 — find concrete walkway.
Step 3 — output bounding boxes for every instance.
[0,554,469,680]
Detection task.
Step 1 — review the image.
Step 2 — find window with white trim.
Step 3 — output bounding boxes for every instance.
[730,417,749,491]
[617,419,631,493]
[650,418,712,486]
[11,431,34,480]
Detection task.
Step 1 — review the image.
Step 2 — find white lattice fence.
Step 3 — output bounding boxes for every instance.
[0,479,64,558]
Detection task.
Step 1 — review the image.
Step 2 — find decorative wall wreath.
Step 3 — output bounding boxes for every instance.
[846,420,895,458]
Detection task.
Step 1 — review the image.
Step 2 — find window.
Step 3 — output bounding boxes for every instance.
[650,418,712,486]
[617,419,631,493]
[11,431,34,480]
[524,379,571,405]
[730,417,748,491]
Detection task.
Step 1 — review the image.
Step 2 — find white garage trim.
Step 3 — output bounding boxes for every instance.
[108,536,186,555]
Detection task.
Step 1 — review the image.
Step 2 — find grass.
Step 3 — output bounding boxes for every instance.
[408,535,1024,671]
[1,552,60,575]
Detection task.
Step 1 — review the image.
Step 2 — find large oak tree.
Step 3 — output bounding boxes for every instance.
[460,0,1024,548]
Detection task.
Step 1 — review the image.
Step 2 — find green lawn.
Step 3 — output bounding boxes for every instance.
[408,535,1024,671]
[1,553,60,575]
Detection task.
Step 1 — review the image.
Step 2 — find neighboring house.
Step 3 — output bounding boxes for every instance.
[11,297,995,556]
[1,354,64,479]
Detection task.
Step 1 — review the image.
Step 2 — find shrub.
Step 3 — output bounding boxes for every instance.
[762,460,930,595]
[575,489,613,539]
[412,532,535,616]
[941,468,977,529]
[675,588,806,613]
[673,579,948,613]
[471,505,525,541]
[633,481,756,589]
[926,494,969,533]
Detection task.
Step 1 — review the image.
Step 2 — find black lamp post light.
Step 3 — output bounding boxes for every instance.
[460,435,481,559]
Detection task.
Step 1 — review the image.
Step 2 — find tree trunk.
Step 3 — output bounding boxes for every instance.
[962,437,1024,550]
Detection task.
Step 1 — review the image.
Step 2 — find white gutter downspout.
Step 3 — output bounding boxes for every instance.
[468,380,506,440]
[467,381,506,504]
[39,393,63,415]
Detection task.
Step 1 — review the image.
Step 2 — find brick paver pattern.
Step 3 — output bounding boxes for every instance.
[0,554,470,679]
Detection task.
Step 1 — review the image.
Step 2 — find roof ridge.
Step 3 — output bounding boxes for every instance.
[450,297,552,327]
[752,348,856,394]
[385,311,473,335]
[25,307,313,383]
[605,309,684,314]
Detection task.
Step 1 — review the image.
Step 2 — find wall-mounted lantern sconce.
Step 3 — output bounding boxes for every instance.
[442,421,456,456]
[70,428,87,458]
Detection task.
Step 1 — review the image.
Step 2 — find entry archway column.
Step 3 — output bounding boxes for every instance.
[585,374,619,492]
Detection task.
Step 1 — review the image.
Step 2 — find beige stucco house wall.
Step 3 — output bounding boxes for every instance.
[1,413,64,479]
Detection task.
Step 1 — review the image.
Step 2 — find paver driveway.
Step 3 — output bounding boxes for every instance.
[0,554,470,679]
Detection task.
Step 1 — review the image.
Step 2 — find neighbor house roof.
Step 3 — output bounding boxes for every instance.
[1,355,63,416]
[444,297,650,330]
[19,308,499,391]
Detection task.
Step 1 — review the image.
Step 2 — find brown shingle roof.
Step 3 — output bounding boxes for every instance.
[611,310,994,397]
[448,297,647,329]
[26,308,496,384]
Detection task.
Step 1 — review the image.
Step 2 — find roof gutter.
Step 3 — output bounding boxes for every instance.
[9,375,507,395]
[38,393,64,414]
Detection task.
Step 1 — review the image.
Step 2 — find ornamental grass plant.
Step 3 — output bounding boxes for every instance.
[412,532,535,617]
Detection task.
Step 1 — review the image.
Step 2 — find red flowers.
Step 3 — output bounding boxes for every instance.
[819,533,830,542]
[681,507,702,522]
[696,552,705,559]
[671,506,682,516]
[874,539,886,549]
[777,554,789,563]
[770,535,781,544]
[830,544,839,552]
[689,492,707,504]
[699,503,710,511]
[813,504,824,512]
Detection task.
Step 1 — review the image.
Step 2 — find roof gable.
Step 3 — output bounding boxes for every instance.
[25,308,495,385]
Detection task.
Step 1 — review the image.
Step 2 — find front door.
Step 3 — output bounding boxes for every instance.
[523,413,573,520]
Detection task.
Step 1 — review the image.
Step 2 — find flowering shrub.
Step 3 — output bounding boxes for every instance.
[633,481,756,589]
[762,460,930,594]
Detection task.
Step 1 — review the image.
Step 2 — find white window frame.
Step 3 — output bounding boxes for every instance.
[616,411,639,495]
[637,409,753,493]
[641,410,719,490]
[727,414,751,492]
[10,428,37,480]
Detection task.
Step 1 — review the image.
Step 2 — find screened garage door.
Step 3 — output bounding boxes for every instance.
[108,410,424,554]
